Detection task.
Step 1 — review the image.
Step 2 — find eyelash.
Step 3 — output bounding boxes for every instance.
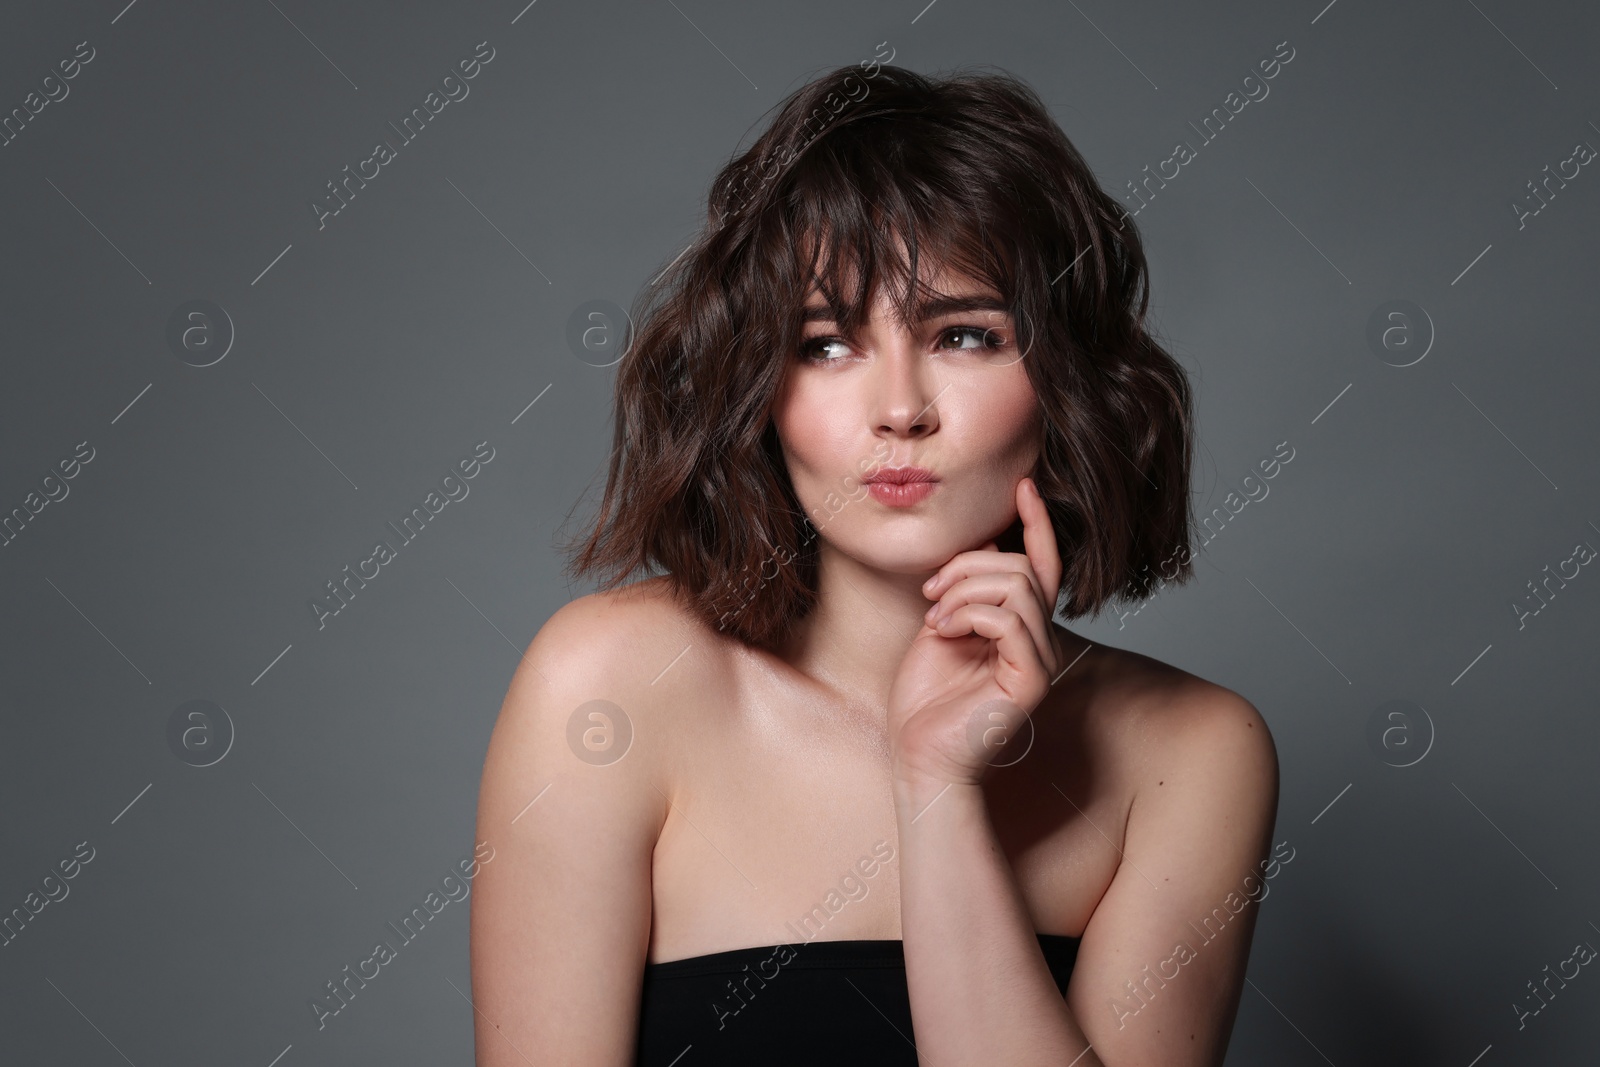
[798,325,1011,363]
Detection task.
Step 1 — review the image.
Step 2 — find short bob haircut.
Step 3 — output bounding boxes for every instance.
[563,62,1197,652]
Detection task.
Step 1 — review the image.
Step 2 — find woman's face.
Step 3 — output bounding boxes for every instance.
[771,261,1043,575]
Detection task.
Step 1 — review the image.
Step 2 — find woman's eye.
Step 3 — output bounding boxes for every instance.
[940,325,1008,350]
[800,336,850,362]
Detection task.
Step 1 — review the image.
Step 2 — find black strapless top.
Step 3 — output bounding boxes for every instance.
[635,933,1081,1065]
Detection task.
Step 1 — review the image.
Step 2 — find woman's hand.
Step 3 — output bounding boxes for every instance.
[887,476,1065,788]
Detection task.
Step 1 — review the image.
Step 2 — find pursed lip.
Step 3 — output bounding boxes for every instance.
[865,466,939,485]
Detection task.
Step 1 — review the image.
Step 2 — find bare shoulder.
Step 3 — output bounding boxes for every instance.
[516,576,720,695]
[480,576,692,806]
[502,576,735,769]
[526,575,703,671]
[1066,634,1279,797]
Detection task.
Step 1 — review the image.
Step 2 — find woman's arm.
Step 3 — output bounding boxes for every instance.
[1067,686,1279,1065]
[894,772,1098,1064]
[893,682,1278,1067]
[470,594,667,1066]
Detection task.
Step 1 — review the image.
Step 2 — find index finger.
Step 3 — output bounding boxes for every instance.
[1018,477,1063,615]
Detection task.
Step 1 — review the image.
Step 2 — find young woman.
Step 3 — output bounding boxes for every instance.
[471,61,1279,1067]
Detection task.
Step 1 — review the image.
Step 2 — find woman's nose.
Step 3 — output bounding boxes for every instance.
[871,340,942,437]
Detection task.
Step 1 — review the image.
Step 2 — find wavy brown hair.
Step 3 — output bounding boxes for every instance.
[561,62,1197,651]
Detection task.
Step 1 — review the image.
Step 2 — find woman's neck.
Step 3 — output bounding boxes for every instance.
[777,543,940,711]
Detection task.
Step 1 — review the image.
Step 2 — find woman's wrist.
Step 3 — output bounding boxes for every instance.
[891,764,986,816]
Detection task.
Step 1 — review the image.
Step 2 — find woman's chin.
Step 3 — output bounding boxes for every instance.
[841,536,987,576]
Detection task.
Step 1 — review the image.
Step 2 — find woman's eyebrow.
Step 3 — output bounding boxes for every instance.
[800,293,1009,324]
[914,294,1010,320]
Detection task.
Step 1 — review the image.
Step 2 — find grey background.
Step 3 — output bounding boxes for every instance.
[1,0,1596,1063]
